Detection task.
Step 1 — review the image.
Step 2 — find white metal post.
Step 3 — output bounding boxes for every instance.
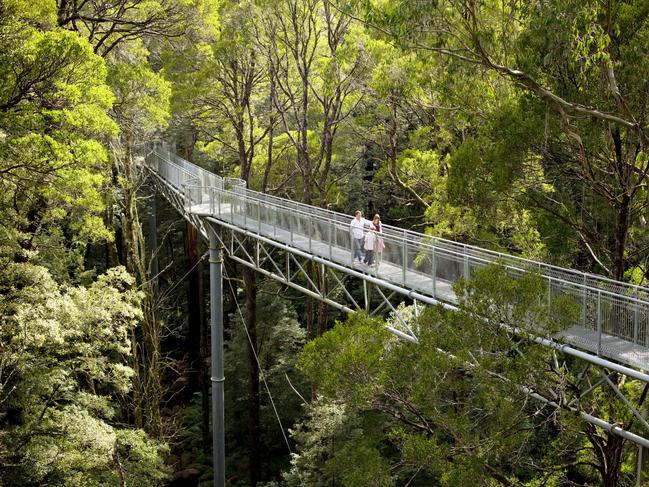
[402,231,407,285]
[328,222,332,260]
[634,288,639,344]
[432,246,436,297]
[597,291,602,355]
[209,227,225,487]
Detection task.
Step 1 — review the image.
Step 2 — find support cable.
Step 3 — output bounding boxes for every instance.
[156,251,209,302]
[222,264,293,455]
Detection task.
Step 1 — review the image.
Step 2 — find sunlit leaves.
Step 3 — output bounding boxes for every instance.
[0,21,117,262]
[0,264,168,485]
[108,43,172,136]
[293,265,573,484]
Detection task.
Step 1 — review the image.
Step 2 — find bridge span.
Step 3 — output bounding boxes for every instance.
[142,145,649,476]
[144,145,649,371]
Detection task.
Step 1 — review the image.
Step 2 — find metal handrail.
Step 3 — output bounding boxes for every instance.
[145,146,649,365]
[149,149,649,292]
[184,183,649,304]
[148,149,649,292]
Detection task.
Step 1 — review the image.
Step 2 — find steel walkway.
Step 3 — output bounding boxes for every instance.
[143,146,649,371]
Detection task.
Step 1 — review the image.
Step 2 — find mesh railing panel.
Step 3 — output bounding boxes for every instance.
[145,147,649,363]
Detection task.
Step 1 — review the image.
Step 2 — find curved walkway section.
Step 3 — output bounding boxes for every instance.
[144,147,649,370]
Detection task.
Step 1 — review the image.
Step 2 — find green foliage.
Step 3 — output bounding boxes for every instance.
[357,0,649,277]
[458,264,579,336]
[115,428,171,486]
[433,98,550,257]
[298,313,390,406]
[0,14,117,268]
[0,263,170,485]
[109,42,172,137]
[281,399,350,486]
[324,435,394,487]
[221,280,309,482]
[4,0,58,26]
[176,393,214,478]
[5,0,649,484]
[290,265,609,485]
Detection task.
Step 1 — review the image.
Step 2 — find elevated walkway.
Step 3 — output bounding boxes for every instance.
[144,147,649,371]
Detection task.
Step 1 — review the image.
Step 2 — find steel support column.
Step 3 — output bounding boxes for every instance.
[637,397,649,485]
[209,227,225,487]
[638,445,647,485]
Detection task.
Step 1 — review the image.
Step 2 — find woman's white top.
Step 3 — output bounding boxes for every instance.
[364,223,377,250]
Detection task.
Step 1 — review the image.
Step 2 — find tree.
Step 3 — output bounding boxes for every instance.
[263,0,368,206]
[0,1,174,481]
[224,280,308,484]
[106,42,172,436]
[292,265,641,486]
[199,1,269,182]
[52,0,182,438]
[55,0,185,57]
[359,0,649,280]
[0,3,117,270]
[0,264,170,486]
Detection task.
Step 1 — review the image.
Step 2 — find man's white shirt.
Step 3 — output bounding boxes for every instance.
[350,217,367,239]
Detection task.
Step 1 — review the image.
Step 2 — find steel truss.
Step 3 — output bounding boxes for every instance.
[207,215,649,450]
[144,165,649,453]
[528,359,649,448]
[219,218,420,343]
[145,168,209,239]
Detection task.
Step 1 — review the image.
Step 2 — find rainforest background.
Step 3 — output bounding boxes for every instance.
[2,0,649,485]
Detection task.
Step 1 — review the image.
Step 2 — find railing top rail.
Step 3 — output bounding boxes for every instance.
[183,183,648,304]
[149,147,649,298]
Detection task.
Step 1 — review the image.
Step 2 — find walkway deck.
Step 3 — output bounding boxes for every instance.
[191,202,458,299]
[145,147,649,371]
[191,201,649,371]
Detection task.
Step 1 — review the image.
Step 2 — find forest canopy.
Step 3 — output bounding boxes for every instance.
[2,0,649,485]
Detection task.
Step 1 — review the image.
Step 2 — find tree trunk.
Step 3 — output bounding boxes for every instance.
[262,66,276,193]
[200,288,210,452]
[115,139,163,437]
[186,222,204,390]
[237,118,250,181]
[601,444,623,487]
[243,264,261,486]
[316,264,328,336]
[588,423,625,487]
[106,200,121,268]
[613,193,630,281]
[305,262,315,341]
[318,121,333,205]
[300,60,312,205]
[184,221,210,449]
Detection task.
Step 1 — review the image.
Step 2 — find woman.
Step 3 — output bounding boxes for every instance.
[364,214,384,266]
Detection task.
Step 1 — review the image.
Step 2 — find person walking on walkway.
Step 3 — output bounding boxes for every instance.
[363,222,376,266]
[350,210,367,263]
[364,214,384,267]
[374,214,385,264]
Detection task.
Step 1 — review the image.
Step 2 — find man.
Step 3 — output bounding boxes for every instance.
[349,210,367,263]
